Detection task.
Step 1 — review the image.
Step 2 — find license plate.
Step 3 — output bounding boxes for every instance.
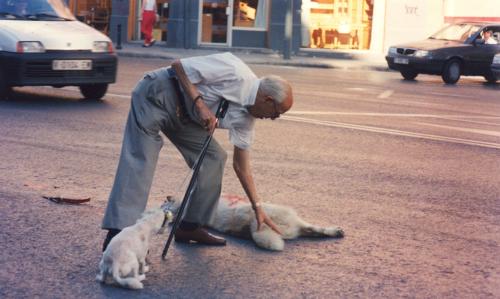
[52,60,92,70]
[394,57,409,65]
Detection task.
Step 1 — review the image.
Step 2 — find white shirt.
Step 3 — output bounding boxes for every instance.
[143,0,155,11]
[485,37,497,45]
[180,52,259,149]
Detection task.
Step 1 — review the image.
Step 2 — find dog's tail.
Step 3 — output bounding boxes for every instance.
[111,263,143,290]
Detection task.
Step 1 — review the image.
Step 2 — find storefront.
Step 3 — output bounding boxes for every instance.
[65,0,499,54]
[301,0,374,50]
[64,0,373,51]
[67,0,113,35]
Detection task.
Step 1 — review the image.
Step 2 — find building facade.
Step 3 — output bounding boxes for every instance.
[67,0,500,54]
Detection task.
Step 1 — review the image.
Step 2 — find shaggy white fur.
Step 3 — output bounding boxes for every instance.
[166,194,344,251]
[207,194,344,251]
[96,208,173,289]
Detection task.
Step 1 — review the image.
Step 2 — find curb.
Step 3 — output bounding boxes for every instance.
[115,49,390,72]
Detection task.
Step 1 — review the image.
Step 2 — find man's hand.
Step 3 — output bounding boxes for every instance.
[196,100,217,132]
[254,206,282,235]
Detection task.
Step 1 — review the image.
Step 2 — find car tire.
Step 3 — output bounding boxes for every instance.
[441,59,461,84]
[79,84,108,100]
[484,74,498,84]
[400,69,418,80]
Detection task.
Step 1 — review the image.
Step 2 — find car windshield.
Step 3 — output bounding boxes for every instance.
[430,23,482,42]
[0,0,75,21]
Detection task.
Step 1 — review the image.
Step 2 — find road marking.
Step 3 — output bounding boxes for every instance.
[287,111,500,120]
[107,92,131,99]
[418,122,500,138]
[377,89,394,99]
[281,115,500,150]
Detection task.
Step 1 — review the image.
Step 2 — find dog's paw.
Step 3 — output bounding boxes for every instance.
[138,274,146,281]
[95,274,104,282]
[326,227,344,238]
[143,265,150,273]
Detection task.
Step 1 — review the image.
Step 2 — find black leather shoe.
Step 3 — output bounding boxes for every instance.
[175,227,226,246]
[102,229,121,252]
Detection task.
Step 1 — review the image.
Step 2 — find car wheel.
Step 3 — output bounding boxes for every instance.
[79,84,108,100]
[400,69,418,80]
[441,59,461,84]
[484,74,498,84]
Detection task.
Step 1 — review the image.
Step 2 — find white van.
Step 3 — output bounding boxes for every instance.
[0,0,117,100]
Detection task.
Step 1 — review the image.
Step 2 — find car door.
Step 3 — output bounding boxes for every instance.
[465,26,500,75]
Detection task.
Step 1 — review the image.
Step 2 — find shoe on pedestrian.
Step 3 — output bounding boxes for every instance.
[175,227,226,246]
[102,228,121,252]
[142,43,150,47]
[150,39,156,46]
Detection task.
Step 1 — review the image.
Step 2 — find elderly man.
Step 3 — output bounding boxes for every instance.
[101,52,293,250]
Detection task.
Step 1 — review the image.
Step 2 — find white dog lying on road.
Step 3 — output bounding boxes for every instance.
[96,207,173,290]
[169,194,344,251]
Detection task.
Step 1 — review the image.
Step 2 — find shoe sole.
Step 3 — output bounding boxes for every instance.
[174,236,226,246]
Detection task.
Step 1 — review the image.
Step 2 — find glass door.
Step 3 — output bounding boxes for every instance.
[199,0,232,45]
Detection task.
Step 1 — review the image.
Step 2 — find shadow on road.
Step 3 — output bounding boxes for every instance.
[0,87,113,111]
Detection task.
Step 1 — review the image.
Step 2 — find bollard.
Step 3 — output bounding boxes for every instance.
[116,24,122,50]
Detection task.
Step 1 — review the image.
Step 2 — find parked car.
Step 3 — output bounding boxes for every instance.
[386,22,500,84]
[0,0,117,100]
[492,53,500,80]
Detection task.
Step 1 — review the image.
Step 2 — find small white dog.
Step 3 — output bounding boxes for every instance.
[168,194,344,251]
[96,206,173,290]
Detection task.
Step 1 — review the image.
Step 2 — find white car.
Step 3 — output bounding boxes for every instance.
[0,0,117,100]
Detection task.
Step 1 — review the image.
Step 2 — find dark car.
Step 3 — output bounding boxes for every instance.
[386,22,500,84]
[492,53,500,79]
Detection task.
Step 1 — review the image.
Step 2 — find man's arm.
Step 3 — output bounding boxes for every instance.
[233,146,282,234]
[171,60,216,132]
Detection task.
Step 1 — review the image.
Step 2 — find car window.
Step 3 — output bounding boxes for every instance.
[430,23,482,42]
[0,0,75,21]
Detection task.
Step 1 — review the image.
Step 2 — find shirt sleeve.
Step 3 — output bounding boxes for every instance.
[229,123,255,150]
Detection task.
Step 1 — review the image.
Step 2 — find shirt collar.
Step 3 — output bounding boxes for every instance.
[245,78,260,107]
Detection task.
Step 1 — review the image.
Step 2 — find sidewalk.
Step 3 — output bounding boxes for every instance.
[115,42,389,72]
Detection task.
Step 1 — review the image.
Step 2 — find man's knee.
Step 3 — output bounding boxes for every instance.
[213,146,227,165]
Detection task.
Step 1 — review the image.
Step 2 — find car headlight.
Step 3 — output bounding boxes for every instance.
[414,50,430,57]
[388,47,397,55]
[93,41,114,53]
[16,41,45,53]
[493,55,500,64]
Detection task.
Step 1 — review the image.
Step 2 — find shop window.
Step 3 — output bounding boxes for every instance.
[73,0,112,35]
[233,0,268,29]
[153,0,170,42]
[301,0,373,50]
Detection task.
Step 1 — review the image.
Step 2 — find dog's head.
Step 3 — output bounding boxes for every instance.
[138,208,172,234]
[161,196,181,215]
[157,196,180,234]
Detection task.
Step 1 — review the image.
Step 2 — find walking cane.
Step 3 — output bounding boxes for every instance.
[162,99,229,260]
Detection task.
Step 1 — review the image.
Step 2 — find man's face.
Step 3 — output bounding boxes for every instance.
[484,31,492,39]
[248,90,293,120]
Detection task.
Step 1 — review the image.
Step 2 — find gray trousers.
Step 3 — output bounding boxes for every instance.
[102,67,227,230]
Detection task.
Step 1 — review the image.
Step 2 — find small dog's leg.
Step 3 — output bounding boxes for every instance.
[96,260,106,282]
[139,257,149,274]
[300,223,344,238]
[251,228,285,251]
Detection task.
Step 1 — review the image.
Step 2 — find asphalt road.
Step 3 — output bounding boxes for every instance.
[0,57,499,298]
